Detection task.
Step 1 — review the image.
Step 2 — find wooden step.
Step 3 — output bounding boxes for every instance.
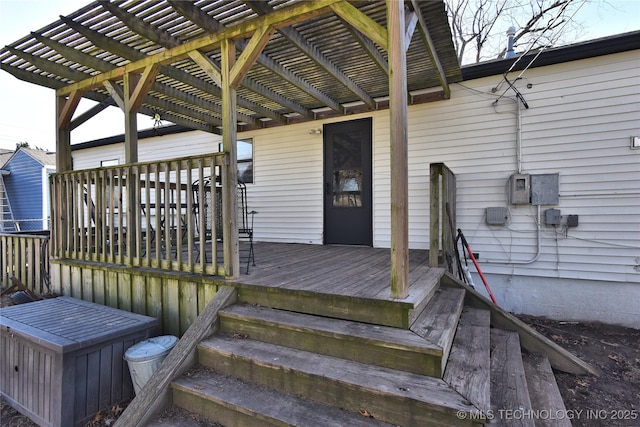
[147,405,222,426]
[411,287,466,376]
[198,336,485,426]
[219,304,443,377]
[169,369,396,427]
[490,329,535,427]
[234,268,443,328]
[444,307,491,414]
[522,352,572,427]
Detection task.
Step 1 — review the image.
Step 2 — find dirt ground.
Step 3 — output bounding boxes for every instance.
[519,315,640,427]
[1,292,638,426]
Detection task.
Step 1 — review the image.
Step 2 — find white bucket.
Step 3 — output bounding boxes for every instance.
[124,335,178,395]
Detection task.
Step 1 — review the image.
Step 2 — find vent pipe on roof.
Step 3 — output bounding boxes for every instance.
[506,26,516,58]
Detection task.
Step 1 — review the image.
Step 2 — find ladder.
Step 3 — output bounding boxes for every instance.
[0,173,19,232]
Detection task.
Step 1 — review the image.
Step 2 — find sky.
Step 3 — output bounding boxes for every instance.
[0,0,639,153]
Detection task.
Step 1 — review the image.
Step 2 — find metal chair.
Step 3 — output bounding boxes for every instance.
[192,177,256,273]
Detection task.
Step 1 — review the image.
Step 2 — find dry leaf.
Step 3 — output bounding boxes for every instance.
[359,409,373,418]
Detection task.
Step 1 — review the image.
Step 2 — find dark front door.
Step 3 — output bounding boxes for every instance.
[324,118,372,245]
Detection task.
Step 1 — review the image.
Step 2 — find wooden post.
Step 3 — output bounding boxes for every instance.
[55,94,76,172]
[429,164,441,267]
[221,38,240,278]
[123,72,139,259]
[123,72,139,164]
[387,0,409,298]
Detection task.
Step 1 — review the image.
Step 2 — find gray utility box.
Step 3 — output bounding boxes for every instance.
[0,296,159,427]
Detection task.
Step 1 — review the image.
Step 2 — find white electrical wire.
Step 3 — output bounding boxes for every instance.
[494,0,588,97]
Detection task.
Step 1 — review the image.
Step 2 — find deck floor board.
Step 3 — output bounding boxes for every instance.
[228,243,442,303]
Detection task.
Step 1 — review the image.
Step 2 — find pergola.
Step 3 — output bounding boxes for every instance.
[0,0,461,297]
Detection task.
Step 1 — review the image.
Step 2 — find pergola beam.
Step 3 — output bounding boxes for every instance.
[247,0,376,110]
[230,24,275,88]
[57,90,82,129]
[410,0,451,98]
[170,0,334,115]
[330,2,388,51]
[336,17,389,76]
[57,0,341,97]
[126,64,160,113]
[1,62,218,134]
[70,101,110,131]
[58,15,278,125]
[36,32,259,126]
[105,0,313,119]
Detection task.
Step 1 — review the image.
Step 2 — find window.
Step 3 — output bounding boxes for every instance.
[218,139,253,183]
[238,139,253,183]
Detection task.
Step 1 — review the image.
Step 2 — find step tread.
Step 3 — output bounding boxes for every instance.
[147,405,222,426]
[411,287,466,366]
[522,352,572,427]
[222,303,441,354]
[171,369,395,426]
[444,307,491,413]
[490,328,535,427]
[199,335,476,416]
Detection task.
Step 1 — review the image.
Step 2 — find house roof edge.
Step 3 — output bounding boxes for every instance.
[461,30,640,81]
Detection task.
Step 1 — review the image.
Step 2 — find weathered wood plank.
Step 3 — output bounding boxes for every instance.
[522,352,572,427]
[490,328,535,427]
[117,271,132,312]
[114,285,236,427]
[70,266,82,299]
[81,268,93,303]
[441,272,598,375]
[146,276,163,330]
[443,307,491,414]
[411,287,465,375]
[387,0,410,298]
[92,268,105,305]
[198,336,479,426]
[170,371,395,427]
[106,270,119,309]
[179,281,198,336]
[236,284,412,328]
[164,278,181,337]
[132,275,146,315]
[220,304,442,376]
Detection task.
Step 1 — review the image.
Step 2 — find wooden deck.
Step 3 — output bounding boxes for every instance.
[230,242,444,305]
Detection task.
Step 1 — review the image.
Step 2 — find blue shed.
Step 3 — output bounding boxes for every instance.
[1,147,56,232]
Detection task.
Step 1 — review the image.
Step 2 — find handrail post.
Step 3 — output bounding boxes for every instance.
[429,163,456,268]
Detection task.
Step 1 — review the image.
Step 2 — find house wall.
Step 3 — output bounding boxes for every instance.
[72,49,640,327]
[4,151,45,231]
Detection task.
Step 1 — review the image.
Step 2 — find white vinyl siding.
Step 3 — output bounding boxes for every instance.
[71,50,640,286]
[410,51,639,284]
[72,130,221,170]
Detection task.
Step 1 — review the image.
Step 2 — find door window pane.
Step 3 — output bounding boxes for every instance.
[332,133,362,208]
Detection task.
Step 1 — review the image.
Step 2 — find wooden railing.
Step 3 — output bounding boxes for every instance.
[0,231,50,293]
[429,163,457,268]
[50,154,227,276]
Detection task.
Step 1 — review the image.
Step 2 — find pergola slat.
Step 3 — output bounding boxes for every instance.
[1,0,463,286]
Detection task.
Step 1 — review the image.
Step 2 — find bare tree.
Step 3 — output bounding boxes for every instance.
[446,0,586,64]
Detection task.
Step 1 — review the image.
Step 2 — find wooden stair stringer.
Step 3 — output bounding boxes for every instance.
[443,307,491,415]
[441,272,598,375]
